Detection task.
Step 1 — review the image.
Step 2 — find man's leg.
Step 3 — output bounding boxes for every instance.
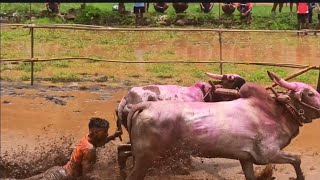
[271,3,278,14]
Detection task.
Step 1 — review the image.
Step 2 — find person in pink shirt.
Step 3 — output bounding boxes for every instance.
[296,3,309,35]
[237,3,253,24]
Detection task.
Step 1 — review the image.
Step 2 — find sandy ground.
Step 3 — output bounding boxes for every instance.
[1,81,320,180]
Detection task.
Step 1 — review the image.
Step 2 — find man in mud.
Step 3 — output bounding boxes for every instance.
[25,117,122,180]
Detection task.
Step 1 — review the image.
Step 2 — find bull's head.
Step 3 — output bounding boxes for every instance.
[268,71,320,123]
[205,72,246,90]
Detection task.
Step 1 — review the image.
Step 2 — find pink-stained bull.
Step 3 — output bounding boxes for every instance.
[117,73,246,130]
[126,71,320,180]
[116,73,245,178]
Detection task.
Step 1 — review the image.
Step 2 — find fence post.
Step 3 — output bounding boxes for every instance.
[219,30,223,75]
[317,68,320,93]
[30,26,34,85]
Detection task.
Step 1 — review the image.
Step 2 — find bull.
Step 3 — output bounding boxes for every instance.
[116,73,246,178]
[117,73,246,130]
[126,71,320,180]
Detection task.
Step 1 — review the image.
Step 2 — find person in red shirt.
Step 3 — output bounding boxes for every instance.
[297,3,309,35]
[237,3,253,24]
[24,117,122,180]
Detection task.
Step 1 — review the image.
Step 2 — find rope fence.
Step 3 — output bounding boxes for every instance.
[0,23,319,91]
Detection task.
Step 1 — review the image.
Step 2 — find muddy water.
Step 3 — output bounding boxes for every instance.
[1,82,320,179]
[137,32,319,66]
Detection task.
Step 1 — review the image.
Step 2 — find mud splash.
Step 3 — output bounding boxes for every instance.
[0,128,74,179]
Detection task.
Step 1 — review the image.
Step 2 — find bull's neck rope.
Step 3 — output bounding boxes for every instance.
[268,87,320,127]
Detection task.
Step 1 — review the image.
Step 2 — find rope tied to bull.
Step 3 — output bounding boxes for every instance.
[268,87,305,126]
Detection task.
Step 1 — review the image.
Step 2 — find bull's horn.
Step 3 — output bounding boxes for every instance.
[205,72,223,80]
[267,71,297,90]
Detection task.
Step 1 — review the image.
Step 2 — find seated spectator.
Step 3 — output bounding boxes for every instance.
[46,2,60,14]
[154,2,169,13]
[297,3,309,35]
[200,3,213,13]
[222,3,236,15]
[172,3,188,13]
[237,3,253,24]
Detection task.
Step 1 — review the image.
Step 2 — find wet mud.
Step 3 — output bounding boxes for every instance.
[1,81,320,179]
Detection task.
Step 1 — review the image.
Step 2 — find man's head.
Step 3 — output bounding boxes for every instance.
[88,117,110,147]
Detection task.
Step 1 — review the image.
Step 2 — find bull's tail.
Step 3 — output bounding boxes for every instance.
[117,96,128,126]
[127,102,150,135]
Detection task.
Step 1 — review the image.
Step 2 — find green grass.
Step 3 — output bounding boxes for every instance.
[49,72,81,82]
[15,62,46,72]
[147,64,176,79]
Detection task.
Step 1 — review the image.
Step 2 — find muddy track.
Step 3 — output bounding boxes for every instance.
[1,80,320,180]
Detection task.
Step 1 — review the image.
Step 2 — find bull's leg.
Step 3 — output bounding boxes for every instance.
[126,152,154,180]
[269,151,304,180]
[240,160,256,180]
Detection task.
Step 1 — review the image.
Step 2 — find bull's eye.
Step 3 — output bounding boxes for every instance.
[308,91,314,97]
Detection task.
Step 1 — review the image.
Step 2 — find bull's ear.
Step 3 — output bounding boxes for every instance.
[294,91,303,101]
[267,71,281,85]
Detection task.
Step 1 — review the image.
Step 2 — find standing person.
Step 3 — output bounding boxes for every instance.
[134,2,146,27]
[145,3,149,12]
[297,3,309,35]
[308,3,316,24]
[200,2,213,13]
[271,3,284,15]
[154,2,169,13]
[315,3,320,35]
[24,117,122,180]
[237,3,253,24]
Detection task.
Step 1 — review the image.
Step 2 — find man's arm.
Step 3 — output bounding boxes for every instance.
[105,131,122,143]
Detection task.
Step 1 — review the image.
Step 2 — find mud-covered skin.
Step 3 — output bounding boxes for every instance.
[126,72,320,180]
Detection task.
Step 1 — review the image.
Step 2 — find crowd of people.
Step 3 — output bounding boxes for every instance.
[44,2,320,32]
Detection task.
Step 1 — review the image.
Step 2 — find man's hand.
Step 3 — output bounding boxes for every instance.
[115,130,123,137]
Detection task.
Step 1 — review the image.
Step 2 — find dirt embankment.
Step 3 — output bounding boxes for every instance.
[1,81,320,180]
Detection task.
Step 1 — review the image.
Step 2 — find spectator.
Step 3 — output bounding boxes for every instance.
[315,3,320,35]
[145,3,149,12]
[172,3,188,13]
[154,2,169,13]
[222,3,236,15]
[308,3,316,24]
[46,2,60,14]
[297,3,309,35]
[200,3,213,13]
[237,3,253,24]
[133,2,145,27]
[271,3,283,15]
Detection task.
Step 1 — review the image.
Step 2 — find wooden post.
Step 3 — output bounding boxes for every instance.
[317,68,320,93]
[219,31,223,75]
[30,26,34,86]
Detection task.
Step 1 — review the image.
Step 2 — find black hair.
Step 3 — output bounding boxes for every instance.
[88,117,109,129]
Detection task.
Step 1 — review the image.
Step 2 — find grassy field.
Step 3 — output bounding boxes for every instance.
[1,3,320,30]
[1,26,319,88]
